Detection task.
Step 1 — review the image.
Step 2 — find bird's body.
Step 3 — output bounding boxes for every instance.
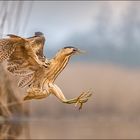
[0,32,92,110]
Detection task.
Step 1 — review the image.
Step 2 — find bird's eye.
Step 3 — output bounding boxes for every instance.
[73,48,77,52]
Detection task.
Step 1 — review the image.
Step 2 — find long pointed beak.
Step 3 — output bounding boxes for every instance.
[76,49,86,54]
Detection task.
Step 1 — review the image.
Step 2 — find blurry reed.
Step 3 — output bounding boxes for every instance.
[0,65,30,139]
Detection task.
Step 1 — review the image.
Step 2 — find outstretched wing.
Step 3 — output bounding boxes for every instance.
[8,32,46,62]
[0,34,45,88]
[7,35,41,72]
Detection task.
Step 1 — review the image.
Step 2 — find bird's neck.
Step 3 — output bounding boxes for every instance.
[48,54,71,82]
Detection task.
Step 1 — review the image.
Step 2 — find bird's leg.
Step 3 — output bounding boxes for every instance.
[49,84,92,110]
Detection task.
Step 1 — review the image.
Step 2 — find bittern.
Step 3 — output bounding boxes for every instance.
[0,32,92,110]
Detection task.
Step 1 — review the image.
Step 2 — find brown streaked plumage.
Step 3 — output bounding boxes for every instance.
[27,32,46,60]
[0,33,92,110]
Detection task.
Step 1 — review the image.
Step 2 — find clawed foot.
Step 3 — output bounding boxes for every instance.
[24,88,48,100]
[75,89,92,110]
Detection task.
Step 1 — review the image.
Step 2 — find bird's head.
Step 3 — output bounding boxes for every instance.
[61,46,85,56]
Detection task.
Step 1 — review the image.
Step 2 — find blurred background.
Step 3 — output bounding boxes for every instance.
[0,1,140,139]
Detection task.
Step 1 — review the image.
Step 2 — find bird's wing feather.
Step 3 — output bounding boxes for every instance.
[0,34,27,62]
[8,32,46,59]
[18,73,35,88]
[6,35,43,74]
[7,34,25,39]
[0,33,47,88]
[0,38,17,62]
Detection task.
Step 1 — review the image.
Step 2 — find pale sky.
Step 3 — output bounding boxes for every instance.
[24,1,133,49]
[24,1,98,48]
[0,1,136,49]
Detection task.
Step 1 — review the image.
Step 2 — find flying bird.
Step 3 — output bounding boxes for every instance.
[0,32,92,110]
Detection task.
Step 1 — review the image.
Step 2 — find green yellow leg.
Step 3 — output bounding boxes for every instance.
[50,83,92,110]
